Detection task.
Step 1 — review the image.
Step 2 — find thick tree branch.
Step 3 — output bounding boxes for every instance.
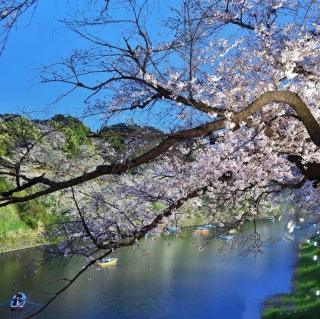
[0,90,319,207]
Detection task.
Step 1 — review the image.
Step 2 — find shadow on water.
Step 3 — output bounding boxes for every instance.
[0,299,43,319]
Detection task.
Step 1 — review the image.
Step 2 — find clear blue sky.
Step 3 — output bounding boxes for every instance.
[0,0,174,130]
[0,1,90,119]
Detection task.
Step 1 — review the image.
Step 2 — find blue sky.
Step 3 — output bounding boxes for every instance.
[0,1,104,127]
[0,0,177,130]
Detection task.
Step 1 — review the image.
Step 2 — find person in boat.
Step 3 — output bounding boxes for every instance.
[14,292,23,305]
[13,296,20,306]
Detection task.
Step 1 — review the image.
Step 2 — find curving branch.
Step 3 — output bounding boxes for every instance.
[1,90,319,207]
[233,91,320,145]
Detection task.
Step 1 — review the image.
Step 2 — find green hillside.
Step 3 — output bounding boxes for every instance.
[0,114,163,252]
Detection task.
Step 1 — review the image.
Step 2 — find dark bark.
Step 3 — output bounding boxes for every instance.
[1,90,319,207]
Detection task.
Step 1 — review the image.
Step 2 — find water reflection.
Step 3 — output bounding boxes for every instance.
[0,221,308,319]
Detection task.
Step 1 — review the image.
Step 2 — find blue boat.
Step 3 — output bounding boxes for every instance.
[10,292,27,311]
[220,235,234,241]
[203,224,215,229]
[165,226,179,233]
[196,226,209,231]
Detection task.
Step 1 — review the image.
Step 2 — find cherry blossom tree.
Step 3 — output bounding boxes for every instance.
[1,1,320,316]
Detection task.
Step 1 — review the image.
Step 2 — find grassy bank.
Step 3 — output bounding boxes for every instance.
[0,176,58,253]
[0,205,43,253]
[262,233,320,319]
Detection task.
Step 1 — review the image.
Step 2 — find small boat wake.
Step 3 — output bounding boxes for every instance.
[10,311,23,319]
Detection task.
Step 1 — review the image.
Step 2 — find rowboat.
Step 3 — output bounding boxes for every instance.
[220,235,234,241]
[193,227,210,235]
[97,257,118,268]
[10,292,27,311]
[203,224,215,229]
[164,226,180,234]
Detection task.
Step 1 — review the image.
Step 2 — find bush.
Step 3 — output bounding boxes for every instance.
[50,114,92,157]
[0,114,41,156]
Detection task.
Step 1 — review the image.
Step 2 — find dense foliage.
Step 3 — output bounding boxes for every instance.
[49,115,92,157]
[0,114,165,235]
[0,114,41,156]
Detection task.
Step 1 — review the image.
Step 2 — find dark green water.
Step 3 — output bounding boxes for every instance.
[0,221,305,319]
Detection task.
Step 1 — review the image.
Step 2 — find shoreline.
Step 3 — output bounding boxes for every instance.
[0,243,45,255]
[262,232,320,318]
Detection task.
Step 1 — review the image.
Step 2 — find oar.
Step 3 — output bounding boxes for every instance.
[0,301,10,307]
[27,301,42,306]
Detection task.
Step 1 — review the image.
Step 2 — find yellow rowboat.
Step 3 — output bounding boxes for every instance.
[97,257,118,268]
